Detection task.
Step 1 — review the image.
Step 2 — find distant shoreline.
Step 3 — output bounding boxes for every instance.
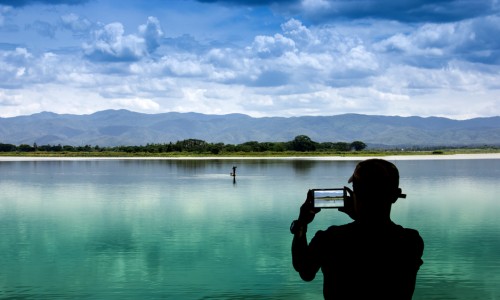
[1,153,499,161]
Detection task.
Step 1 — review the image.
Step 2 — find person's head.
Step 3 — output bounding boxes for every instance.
[348,159,403,221]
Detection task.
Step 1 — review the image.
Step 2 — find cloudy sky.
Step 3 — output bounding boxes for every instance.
[1,0,499,119]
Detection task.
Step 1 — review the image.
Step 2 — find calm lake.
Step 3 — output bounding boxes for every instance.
[0,157,499,299]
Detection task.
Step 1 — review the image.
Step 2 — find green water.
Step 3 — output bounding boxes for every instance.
[0,158,499,299]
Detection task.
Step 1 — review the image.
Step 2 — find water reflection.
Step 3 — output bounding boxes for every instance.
[0,158,499,299]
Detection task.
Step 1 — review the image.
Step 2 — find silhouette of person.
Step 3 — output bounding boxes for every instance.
[291,159,424,299]
[231,166,237,184]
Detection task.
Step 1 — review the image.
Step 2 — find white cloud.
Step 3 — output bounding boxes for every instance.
[111,97,160,112]
[250,33,296,58]
[0,5,12,27]
[374,16,500,65]
[138,16,163,53]
[159,54,207,77]
[83,17,163,62]
[281,18,316,48]
[0,4,499,120]
[0,83,106,117]
[60,13,93,35]
[277,0,499,23]
[25,20,57,38]
[0,89,22,106]
[83,22,144,61]
[0,48,33,87]
[300,0,331,12]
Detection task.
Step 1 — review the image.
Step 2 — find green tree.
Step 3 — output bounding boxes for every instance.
[63,145,76,151]
[0,143,16,152]
[270,142,286,152]
[208,143,224,154]
[290,135,316,152]
[18,144,35,152]
[223,144,237,152]
[351,141,367,151]
[177,139,208,152]
[332,142,351,151]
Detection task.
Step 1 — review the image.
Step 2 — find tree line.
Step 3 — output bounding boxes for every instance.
[0,135,367,154]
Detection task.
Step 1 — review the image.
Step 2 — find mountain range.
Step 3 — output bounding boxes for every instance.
[0,109,499,147]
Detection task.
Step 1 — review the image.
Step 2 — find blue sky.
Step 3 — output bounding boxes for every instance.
[0,0,499,119]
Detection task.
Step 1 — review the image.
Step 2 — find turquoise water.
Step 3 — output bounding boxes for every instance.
[0,158,499,299]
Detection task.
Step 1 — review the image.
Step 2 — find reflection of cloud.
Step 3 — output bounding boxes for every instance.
[88,227,136,253]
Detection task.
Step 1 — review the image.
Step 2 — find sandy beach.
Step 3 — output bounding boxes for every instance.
[0,153,499,161]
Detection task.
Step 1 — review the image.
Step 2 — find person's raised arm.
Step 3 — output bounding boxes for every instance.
[338,186,357,220]
[291,190,320,281]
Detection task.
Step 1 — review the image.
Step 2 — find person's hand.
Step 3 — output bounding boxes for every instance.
[338,186,357,220]
[298,189,321,224]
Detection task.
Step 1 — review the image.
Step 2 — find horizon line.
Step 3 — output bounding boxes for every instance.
[2,109,498,121]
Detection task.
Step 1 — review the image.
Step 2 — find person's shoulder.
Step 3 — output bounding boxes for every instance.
[403,227,421,236]
[320,222,357,237]
[398,225,422,239]
[310,223,356,246]
[395,224,424,248]
[324,221,356,231]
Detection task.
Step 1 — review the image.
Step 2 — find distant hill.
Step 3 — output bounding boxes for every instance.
[0,109,499,147]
